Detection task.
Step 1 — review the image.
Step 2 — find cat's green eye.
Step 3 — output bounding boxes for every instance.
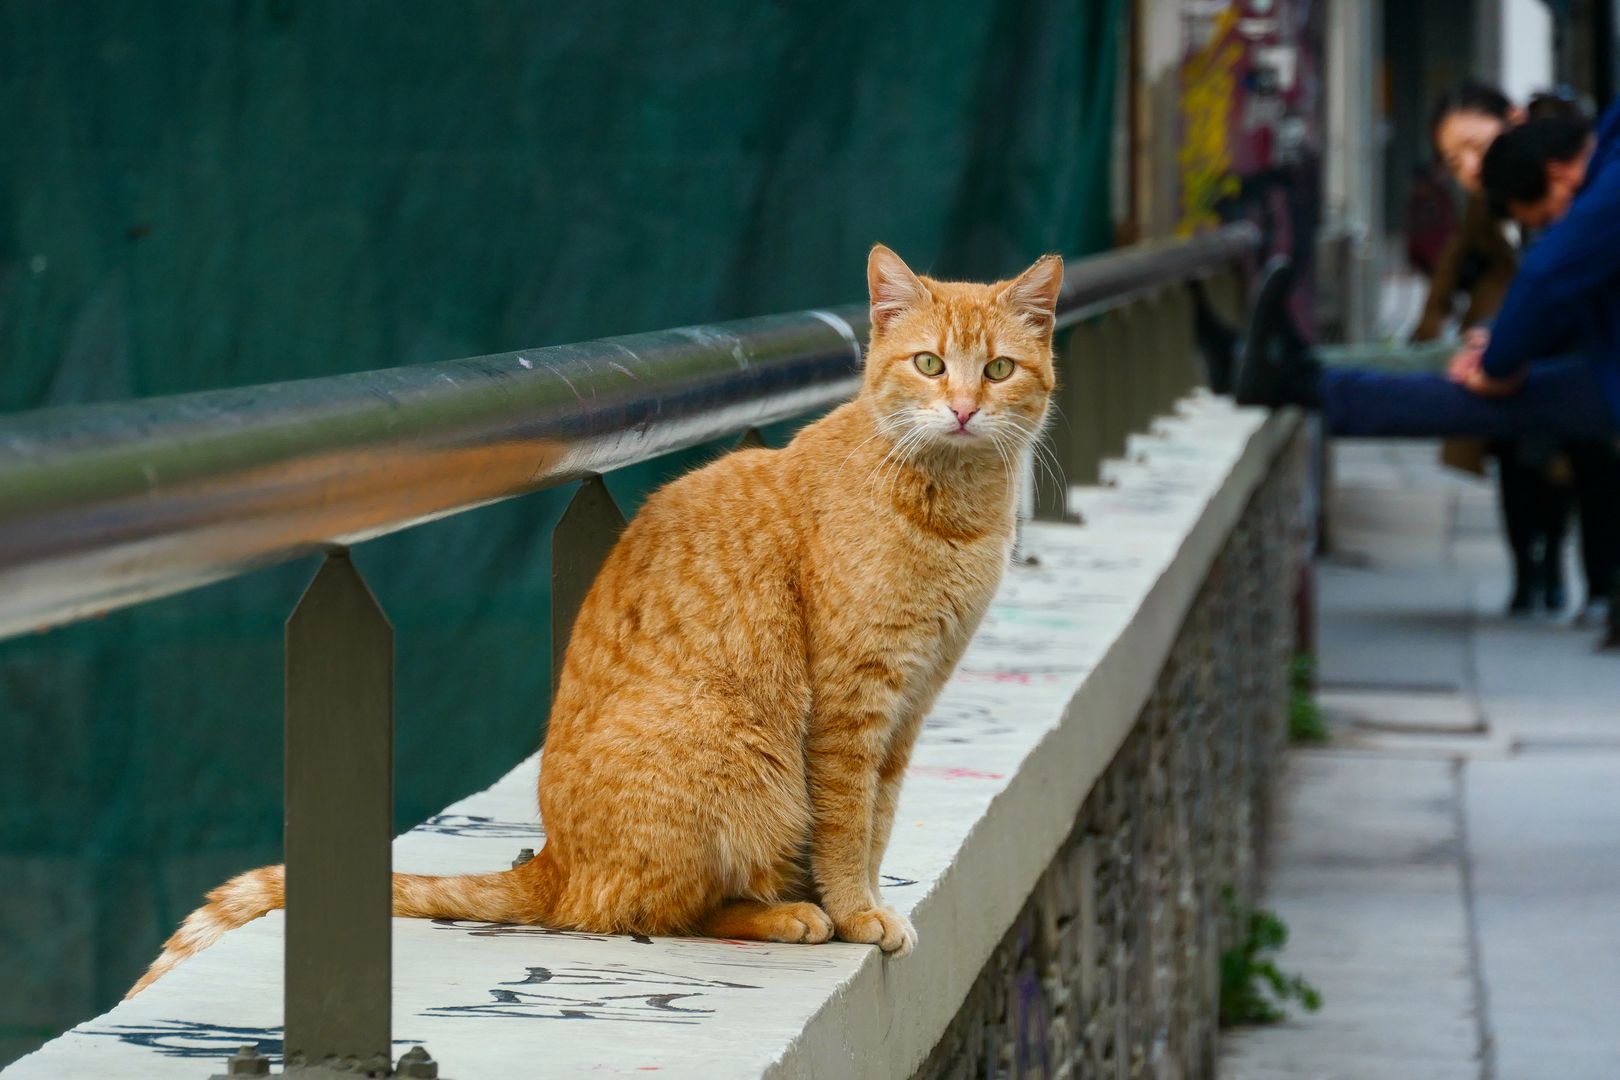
[913,352,945,377]
[985,357,1015,381]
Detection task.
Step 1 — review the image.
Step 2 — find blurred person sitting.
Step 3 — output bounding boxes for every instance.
[1238,107,1620,641]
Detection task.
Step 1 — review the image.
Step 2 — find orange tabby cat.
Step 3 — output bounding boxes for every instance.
[127,245,1062,997]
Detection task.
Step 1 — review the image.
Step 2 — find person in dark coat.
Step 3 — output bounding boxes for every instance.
[1238,105,1620,644]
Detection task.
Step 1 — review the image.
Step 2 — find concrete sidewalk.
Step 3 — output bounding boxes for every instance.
[1220,441,1620,1080]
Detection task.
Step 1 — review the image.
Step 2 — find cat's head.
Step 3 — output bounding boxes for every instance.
[862,245,1062,459]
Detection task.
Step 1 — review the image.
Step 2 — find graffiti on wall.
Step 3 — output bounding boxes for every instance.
[1178,5,1243,235]
[1177,0,1323,331]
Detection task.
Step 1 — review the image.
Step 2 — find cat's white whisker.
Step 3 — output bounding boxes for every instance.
[987,427,1019,492]
[872,423,928,498]
[866,408,931,495]
[835,414,908,479]
[987,413,1064,506]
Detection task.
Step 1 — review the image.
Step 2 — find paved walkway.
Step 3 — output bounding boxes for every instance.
[1220,441,1620,1080]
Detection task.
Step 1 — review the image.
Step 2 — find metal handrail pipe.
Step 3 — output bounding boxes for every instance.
[0,308,869,640]
[0,224,1257,641]
[1053,222,1258,326]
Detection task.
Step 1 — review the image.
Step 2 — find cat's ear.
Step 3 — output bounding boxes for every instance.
[998,254,1065,333]
[868,244,929,333]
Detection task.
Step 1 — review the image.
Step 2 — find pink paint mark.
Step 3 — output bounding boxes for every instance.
[959,670,1032,684]
[957,669,1061,685]
[909,765,1006,781]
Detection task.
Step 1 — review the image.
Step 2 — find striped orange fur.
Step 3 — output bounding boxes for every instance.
[126,246,1062,998]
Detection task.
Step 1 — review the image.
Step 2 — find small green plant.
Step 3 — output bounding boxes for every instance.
[1290,651,1315,689]
[1288,651,1328,743]
[1218,887,1322,1026]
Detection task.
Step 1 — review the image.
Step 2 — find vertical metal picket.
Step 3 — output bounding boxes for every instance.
[1099,310,1131,468]
[551,475,628,693]
[1172,284,1201,400]
[1036,321,1103,518]
[282,550,395,1077]
[1066,319,1107,490]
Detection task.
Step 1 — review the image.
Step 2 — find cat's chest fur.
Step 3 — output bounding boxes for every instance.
[883,518,1007,646]
[806,484,1012,688]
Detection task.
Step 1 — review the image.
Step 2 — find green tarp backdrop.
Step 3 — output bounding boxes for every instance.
[0,0,1122,1060]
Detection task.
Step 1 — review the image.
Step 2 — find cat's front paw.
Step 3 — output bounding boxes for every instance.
[834,907,917,956]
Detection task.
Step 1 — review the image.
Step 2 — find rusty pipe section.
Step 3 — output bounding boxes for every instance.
[0,224,1256,639]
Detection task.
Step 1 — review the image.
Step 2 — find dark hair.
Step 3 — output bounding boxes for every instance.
[1525,89,1588,123]
[1481,116,1593,212]
[1429,81,1512,148]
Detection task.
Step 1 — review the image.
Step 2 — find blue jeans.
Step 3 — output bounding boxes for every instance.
[1321,358,1617,440]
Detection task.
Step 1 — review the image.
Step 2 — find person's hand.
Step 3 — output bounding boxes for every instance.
[1462,366,1527,397]
[1447,344,1483,384]
[1447,328,1523,397]
[1446,327,1491,379]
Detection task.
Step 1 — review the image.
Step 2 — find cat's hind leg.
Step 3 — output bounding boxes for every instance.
[699,900,833,944]
[698,851,829,944]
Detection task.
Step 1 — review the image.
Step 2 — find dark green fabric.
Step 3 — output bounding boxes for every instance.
[0,0,1122,1060]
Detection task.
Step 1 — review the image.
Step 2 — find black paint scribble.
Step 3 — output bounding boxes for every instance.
[921,700,1018,745]
[499,964,760,990]
[77,1020,425,1062]
[997,590,1135,611]
[431,919,652,945]
[955,662,1091,681]
[78,1020,285,1061]
[1067,556,1144,573]
[412,814,543,840]
[425,988,713,1025]
[880,874,919,888]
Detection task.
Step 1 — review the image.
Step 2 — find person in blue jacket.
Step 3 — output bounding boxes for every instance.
[1238,105,1620,644]
[1238,107,1620,442]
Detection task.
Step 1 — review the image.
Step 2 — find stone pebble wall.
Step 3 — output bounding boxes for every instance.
[915,427,1309,1080]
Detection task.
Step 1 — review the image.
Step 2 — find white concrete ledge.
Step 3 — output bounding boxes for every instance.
[6,398,1298,1080]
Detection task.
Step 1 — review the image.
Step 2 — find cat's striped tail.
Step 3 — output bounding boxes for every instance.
[124,852,560,1000]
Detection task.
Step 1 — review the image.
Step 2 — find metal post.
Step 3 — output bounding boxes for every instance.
[1066,320,1105,491]
[1155,286,1188,411]
[1098,312,1131,468]
[1181,283,1204,396]
[551,475,628,692]
[1168,284,1197,400]
[283,550,394,1077]
[1137,299,1162,440]
[1148,289,1178,421]
[1206,265,1242,330]
[1120,303,1153,449]
[1036,323,1094,518]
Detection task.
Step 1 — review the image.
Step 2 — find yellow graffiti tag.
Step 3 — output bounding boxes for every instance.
[1178,4,1243,236]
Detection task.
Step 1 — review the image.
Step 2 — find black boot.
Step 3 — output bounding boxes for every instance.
[1507,555,1537,617]
[1234,255,1323,409]
[1604,581,1620,650]
[1542,546,1568,614]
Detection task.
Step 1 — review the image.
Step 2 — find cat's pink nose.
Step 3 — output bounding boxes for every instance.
[954,408,978,429]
